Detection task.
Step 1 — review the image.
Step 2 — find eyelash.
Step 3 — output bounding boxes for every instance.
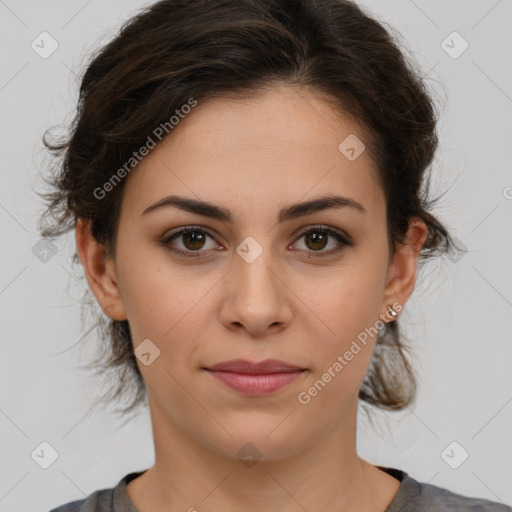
[160,224,354,259]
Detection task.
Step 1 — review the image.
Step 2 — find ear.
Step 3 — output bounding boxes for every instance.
[75,218,127,321]
[380,217,428,322]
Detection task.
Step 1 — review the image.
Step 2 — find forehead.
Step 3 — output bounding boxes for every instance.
[120,85,384,223]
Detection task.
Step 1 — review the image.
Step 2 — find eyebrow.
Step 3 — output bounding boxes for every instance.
[141,194,366,223]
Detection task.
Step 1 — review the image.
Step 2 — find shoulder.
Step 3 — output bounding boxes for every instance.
[379,466,511,512]
[415,480,511,512]
[47,470,145,512]
[48,489,112,512]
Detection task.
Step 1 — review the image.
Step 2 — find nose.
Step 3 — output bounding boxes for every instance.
[218,248,293,337]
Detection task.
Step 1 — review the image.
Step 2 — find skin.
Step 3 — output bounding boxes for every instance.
[76,84,428,512]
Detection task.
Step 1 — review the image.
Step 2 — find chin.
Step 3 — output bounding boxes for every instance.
[202,424,314,464]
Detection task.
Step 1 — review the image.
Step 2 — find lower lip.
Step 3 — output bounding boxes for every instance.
[205,370,304,396]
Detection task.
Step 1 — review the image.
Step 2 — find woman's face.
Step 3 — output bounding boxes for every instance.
[82,84,424,461]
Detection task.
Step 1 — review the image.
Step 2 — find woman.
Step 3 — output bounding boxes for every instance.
[40,0,510,510]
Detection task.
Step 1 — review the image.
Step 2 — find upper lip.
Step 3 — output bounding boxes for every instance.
[204,359,305,374]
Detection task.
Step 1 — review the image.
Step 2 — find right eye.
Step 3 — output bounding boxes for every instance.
[160,226,220,258]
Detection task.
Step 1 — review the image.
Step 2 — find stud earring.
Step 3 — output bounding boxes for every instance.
[387,305,398,318]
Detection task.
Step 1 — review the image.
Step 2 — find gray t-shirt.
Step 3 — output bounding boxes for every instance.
[48,466,511,511]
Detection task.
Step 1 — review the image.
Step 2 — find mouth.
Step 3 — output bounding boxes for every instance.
[202,359,307,396]
[203,358,306,374]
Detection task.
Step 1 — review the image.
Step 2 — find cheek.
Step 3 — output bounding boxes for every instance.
[117,223,387,368]
[116,244,217,365]
[299,257,387,398]
[297,286,381,414]
[311,260,386,343]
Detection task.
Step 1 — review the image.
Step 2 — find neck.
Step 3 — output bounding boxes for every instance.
[126,396,401,512]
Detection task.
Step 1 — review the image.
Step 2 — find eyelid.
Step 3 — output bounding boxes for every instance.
[160,225,220,255]
[290,225,353,257]
[294,224,352,244]
[160,224,353,258]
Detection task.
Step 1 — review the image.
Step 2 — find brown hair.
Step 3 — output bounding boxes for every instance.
[38,0,456,422]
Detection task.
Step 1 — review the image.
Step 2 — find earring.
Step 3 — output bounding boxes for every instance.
[387,305,398,319]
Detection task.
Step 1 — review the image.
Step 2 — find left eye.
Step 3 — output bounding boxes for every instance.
[161,225,353,258]
[292,226,352,256]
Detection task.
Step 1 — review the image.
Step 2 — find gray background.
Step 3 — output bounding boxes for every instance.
[0,0,511,510]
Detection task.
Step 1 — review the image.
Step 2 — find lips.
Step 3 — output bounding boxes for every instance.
[203,359,307,396]
[204,358,306,374]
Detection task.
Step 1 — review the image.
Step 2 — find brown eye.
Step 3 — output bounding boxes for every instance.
[161,224,353,259]
[304,231,329,251]
[161,227,217,258]
[292,226,354,258]
[181,230,207,250]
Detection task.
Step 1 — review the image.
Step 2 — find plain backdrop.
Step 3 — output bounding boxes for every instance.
[0,0,511,510]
